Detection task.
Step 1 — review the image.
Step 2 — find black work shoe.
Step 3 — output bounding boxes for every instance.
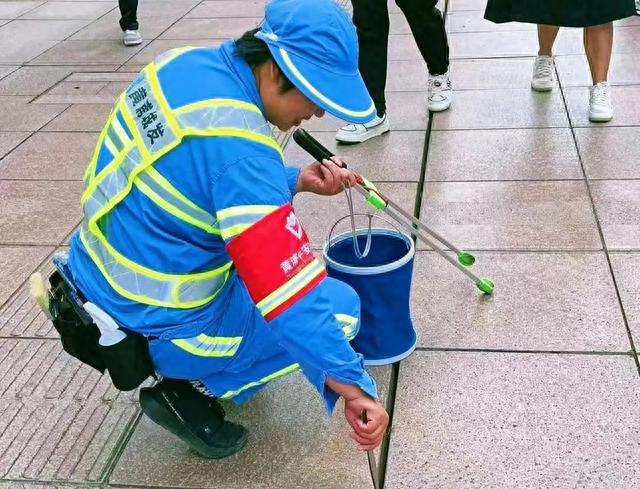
[139,379,248,458]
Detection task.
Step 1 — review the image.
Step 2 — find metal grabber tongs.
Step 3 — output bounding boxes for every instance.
[292,128,494,295]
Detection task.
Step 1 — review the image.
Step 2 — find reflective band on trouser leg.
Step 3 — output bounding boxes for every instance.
[219,363,300,400]
[171,334,242,357]
[335,313,358,341]
[79,224,232,307]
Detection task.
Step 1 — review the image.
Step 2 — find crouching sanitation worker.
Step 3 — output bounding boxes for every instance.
[53,0,388,458]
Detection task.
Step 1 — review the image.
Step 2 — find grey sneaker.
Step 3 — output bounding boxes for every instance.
[589,82,613,122]
[123,29,143,46]
[531,55,554,92]
[427,72,453,112]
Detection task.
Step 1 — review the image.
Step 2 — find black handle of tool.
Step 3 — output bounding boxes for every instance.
[292,129,347,168]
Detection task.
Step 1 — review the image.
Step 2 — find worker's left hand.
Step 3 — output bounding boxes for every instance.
[296,157,356,195]
[344,395,389,451]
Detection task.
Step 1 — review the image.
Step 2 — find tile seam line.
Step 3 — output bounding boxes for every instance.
[414,347,634,356]
[556,60,640,375]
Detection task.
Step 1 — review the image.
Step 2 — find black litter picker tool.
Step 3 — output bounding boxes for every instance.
[292,128,494,295]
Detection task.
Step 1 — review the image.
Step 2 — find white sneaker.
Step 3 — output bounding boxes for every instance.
[589,82,613,122]
[531,55,554,92]
[123,30,143,46]
[335,113,390,144]
[428,72,453,112]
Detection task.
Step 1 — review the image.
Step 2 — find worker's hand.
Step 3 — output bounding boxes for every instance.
[296,157,356,196]
[344,395,389,451]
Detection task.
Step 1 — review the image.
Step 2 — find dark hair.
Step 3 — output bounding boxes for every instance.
[234,28,295,93]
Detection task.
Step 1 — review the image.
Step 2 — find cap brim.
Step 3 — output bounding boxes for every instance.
[269,46,376,124]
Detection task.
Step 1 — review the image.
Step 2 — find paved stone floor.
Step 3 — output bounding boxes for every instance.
[0,0,639,488]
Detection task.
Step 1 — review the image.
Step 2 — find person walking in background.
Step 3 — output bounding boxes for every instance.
[485,0,637,122]
[336,0,452,144]
[119,0,142,46]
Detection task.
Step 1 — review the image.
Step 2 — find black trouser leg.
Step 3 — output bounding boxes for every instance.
[118,0,139,31]
[395,0,450,75]
[352,0,390,117]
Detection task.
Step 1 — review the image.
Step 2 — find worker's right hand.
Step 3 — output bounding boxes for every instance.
[343,395,389,451]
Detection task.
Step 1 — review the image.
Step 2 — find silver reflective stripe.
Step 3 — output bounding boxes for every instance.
[80,223,230,307]
[136,170,219,233]
[107,125,124,151]
[83,146,143,223]
[176,105,273,138]
[124,69,178,156]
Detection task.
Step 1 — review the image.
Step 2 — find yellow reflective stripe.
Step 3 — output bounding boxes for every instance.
[217,205,278,219]
[111,117,130,144]
[182,127,283,158]
[154,46,199,70]
[174,98,263,116]
[133,177,219,234]
[220,363,300,400]
[335,313,358,340]
[80,139,136,205]
[104,136,118,157]
[79,227,232,308]
[83,105,118,186]
[256,259,325,316]
[145,166,212,216]
[171,335,242,357]
[146,65,183,142]
[278,47,376,119]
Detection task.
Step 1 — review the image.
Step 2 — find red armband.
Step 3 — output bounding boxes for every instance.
[226,203,326,321]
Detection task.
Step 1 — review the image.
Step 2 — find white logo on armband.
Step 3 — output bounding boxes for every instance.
[285,212,303,240]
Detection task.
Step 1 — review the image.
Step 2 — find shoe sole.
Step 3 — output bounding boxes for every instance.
[335,124,390,145]
[589,112,613,122]
[140,390,248,458]
[428,100,452,112]
[531,83,553,92]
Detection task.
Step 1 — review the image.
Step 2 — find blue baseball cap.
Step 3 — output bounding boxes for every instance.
[255,0,376,124]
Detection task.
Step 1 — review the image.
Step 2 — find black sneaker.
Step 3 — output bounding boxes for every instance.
[139,378,248,458]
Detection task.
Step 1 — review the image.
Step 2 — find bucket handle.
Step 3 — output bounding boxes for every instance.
[327,212,411,258]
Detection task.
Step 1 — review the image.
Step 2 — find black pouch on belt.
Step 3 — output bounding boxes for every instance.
[48,270,154,390]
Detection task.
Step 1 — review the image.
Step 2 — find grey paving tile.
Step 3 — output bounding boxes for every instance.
[426,128,582,181]
[0,338,139,482]
[124,38,223,67]
[450,58,539,90]
[29,39,147,65]
[66,72,134,83]
[389,13,410,35]
[432,89,569,130]
[555,54,640,87]
[385,351,640,489]
[302,92,428,132]
[0,131,30,159]
[111,368,389,488]
[0,37,57,64]
[19,1,113,20]
[609,253,640,345]
[386,60,427,92]
[160,17,262,39]
[420,181,601,250]
[284,130,424,182]
[565,86,640,127]
[388,34,422,61]
[449,31,540,59]
[447,12,536,33]
[591,180,640,250]
[0,65,18,80]
[0,1,43,19]
[0,19,90,42]
[0,246,52,308]
[0,97,67,131]
[0,66,72,96]
[187,0,268,18]
[69,10,177,41]
[0,180,83,245]
[0,132,97,180]
[616,15,640,26]
[447,0,486,11]
[35,82,118,104]
[411,251,629,351]
[295,182,418,250]
[42,103,112,132]
[575,127,640,180]
[554,26,639,57]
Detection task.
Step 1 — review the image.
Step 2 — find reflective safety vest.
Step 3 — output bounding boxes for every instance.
[79,48,283,309]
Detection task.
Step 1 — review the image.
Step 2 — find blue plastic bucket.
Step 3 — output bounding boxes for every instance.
[323,227,416,366]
